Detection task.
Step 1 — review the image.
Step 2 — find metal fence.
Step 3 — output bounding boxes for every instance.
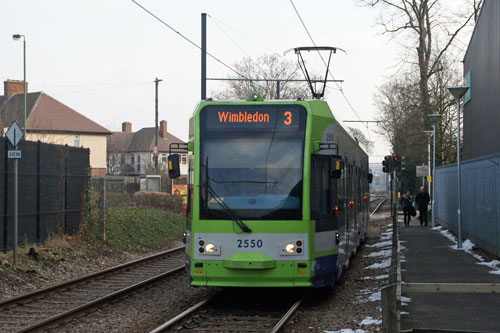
[435,152,500,257]
[0,137,89,252]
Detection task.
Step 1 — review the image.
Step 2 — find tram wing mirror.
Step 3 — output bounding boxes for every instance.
[368,173,373,184]
[330,156,343,179]
[168,154,181,179]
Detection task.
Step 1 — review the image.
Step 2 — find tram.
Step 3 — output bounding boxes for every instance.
[168,92,371,288]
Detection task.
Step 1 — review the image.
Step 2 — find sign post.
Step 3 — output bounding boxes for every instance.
[6,121,24,266]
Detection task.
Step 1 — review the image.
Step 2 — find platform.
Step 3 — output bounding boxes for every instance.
[399,221,500,332]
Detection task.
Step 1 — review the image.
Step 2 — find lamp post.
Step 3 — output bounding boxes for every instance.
[12,34,26,137]
[447,86,469,249]
[424,130,433,186]
[427,115,441,228]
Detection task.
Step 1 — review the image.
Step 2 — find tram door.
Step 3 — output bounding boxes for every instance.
[311,155,341,262]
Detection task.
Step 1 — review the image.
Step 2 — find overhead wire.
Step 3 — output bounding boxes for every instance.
[207,15,282,58]
[208,16,252,58]
[130,0,268,91]
[288,0,364,122]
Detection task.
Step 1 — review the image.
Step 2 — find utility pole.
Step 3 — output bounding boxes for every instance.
[154,77,162,175]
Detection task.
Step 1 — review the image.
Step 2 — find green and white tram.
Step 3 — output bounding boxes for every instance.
[169,92,371,288]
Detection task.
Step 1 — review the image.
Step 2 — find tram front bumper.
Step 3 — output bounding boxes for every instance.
[191,256,312,287]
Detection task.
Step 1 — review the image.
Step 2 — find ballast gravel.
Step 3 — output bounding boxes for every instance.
[2,204,391,333]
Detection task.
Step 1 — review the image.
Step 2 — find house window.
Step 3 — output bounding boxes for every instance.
[136,163,141,173]
[181,154,187,165]
[120,154,125,164]
[131,155,135,164]
[161,153,167,164]
[74,135,80,147]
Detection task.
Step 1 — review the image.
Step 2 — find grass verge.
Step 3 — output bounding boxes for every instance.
[100,206,185,251]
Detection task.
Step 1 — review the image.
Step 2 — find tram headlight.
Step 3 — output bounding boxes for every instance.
[285,243,295,254]
[205,243,215,253]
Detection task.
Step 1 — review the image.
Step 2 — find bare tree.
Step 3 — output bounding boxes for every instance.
[348,127,374,154]
[360,0,481,118]
[212,54,312,100]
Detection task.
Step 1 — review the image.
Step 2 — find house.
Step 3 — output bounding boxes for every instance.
[0,80,111,176]
[107,121,188,176]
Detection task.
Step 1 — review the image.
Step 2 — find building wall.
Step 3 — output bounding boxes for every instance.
[27,132,108,169]
[435,153,500,257]
[108,151,188,176]
[463,0,500,160]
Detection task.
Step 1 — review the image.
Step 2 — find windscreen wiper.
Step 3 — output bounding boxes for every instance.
[205,180,252,233]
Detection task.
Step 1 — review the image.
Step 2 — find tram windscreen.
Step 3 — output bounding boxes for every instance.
[200,104,306,220]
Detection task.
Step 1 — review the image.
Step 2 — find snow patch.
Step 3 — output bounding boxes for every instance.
[360,274,388,280]
[439,229,456,243]
[360,317,382,325]
[368,291,381,302]
[478,260,500,268]
[401,296,412,306]
[366,240,392,248]
[323,328,366,333]
[365,259,391,270]
[365,249,391,258]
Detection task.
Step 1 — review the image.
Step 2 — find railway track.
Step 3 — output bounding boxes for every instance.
[150,288,309,333]
[370,195,388,217]
[0,246,185,333]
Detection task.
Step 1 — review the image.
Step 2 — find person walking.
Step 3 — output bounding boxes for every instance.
[415,186,431,226]
[401,191,412,227]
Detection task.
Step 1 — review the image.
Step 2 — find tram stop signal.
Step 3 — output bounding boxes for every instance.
[382,155,393,173]
[382,154,402,173]
[393,154,402,172]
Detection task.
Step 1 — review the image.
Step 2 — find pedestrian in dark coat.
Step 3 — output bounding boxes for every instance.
[400,191,412,227]
[415,186,431,226]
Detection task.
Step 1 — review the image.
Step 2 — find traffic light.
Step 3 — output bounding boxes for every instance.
[382,155,393,173]
[393,154,401,172]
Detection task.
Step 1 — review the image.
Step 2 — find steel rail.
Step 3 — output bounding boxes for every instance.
[18,265,185,333]
[149,294,217,333]
[271,292,309,333]
[150,290,307,333]
[370,198,388,217]
[0,245,185,309]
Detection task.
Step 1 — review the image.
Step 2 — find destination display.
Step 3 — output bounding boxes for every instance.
[203,105,305,131]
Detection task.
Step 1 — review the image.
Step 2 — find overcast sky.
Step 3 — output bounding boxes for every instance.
[1,0,406,161]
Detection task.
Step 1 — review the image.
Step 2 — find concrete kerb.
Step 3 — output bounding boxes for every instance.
[382,214,402,332]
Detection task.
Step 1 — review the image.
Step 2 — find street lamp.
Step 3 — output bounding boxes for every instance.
[447,86,469,249]
[12,34,27,137]
[427,114,442,229]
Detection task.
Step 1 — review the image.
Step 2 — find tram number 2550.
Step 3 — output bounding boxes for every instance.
[237,239,263,248]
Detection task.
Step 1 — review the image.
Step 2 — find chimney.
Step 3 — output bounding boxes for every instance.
[160,120,167,138]
[4,80,27,100]
[122,122,132,133]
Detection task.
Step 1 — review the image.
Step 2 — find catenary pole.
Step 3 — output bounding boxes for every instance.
[201,13,207,100]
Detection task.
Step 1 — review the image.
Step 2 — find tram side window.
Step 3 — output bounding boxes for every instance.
[310,156,322,219]
[310,155,331,216]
